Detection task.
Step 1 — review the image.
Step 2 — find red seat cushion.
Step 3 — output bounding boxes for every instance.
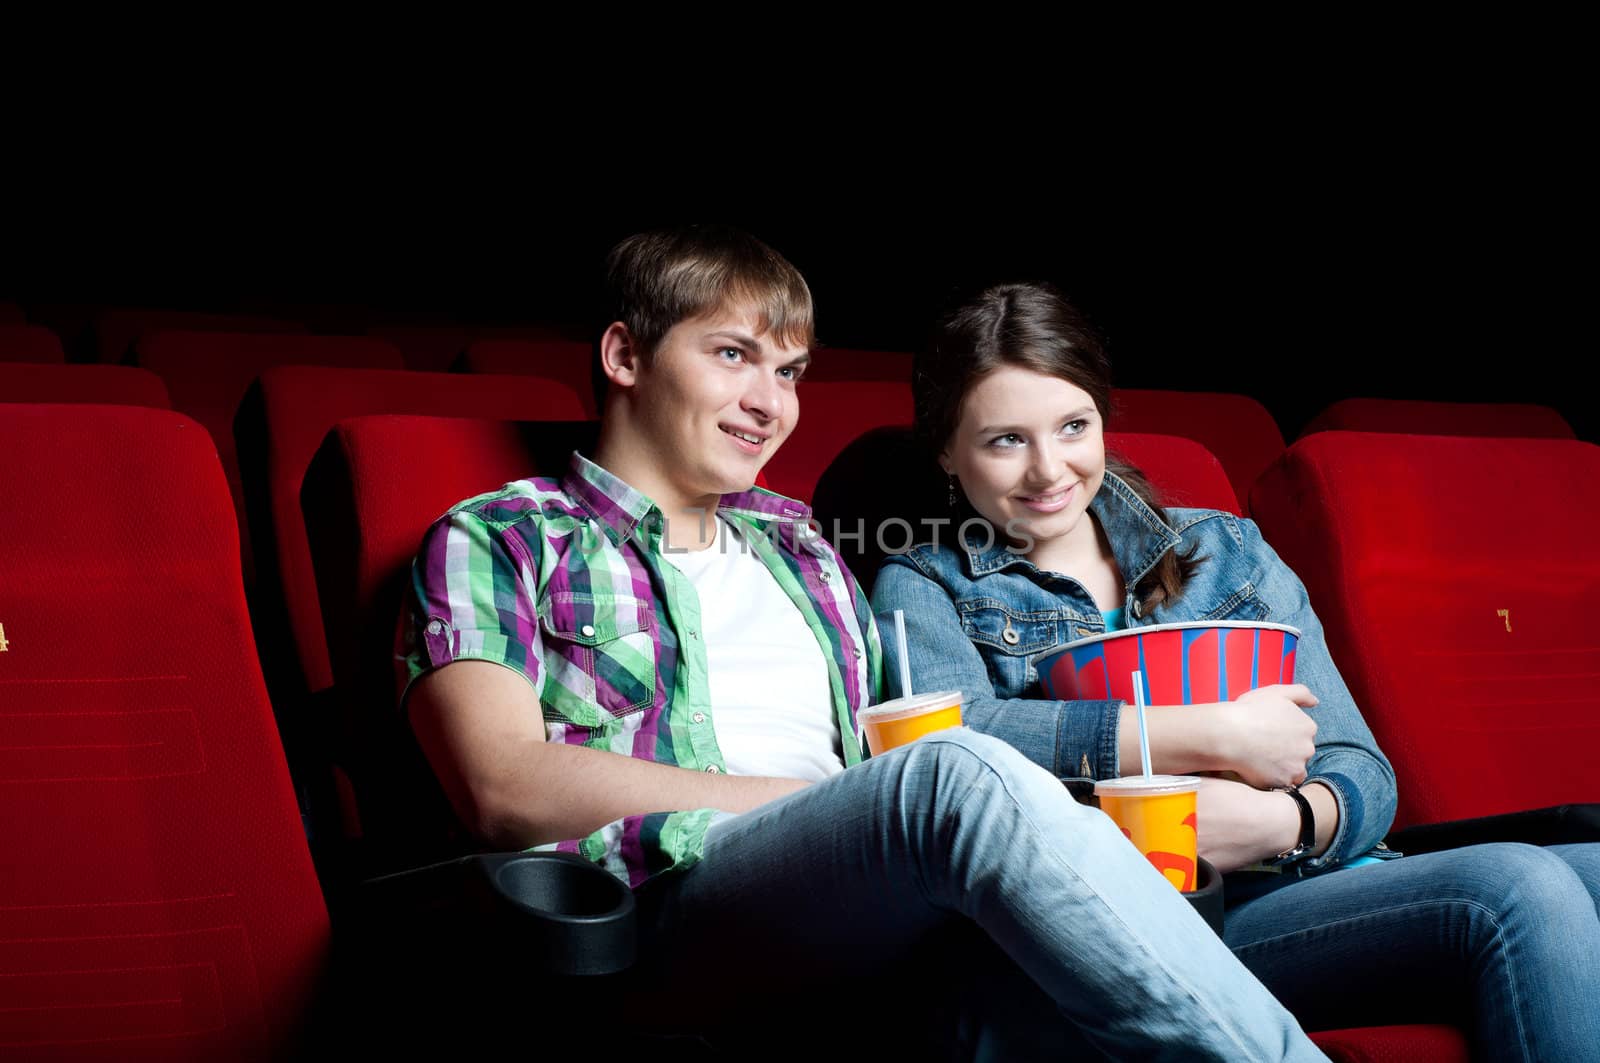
[0,364,170,408]
[459,338,598,415]
[0,405,329,1059]
[1301,398,1575,441]
[1310,1023,1469,1062]
[236,365,590,696]
[1111,388,1286,514]
[1251,432,1600,827]
[0,324,66,364]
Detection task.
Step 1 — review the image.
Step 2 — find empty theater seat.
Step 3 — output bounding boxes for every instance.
[1110,388,1287,512]
[1251,432,1600,829]
[135,332,406,581]
[0,324,67,364]
[235,365,590,699]
[94,308,303,363]
[759,380,914,502]
[0,364,170,408]
[812,428,1238,598]
[458,337,598,414]
[0,405,330,1060]
[1299,397,1576,441]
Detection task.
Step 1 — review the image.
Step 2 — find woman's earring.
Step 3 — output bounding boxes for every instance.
[947,475,959,507]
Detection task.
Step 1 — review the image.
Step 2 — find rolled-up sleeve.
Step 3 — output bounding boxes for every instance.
[397,507,543,708]
[872,556,1123,782]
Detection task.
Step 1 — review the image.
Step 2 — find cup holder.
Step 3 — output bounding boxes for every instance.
[1183,857,1224,937]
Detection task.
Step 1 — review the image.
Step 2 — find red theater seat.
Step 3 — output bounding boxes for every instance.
[803,346,913,383]
[1300,397,1576,441]
[0,300,24,324]
[0,324,66,364]
[365,324,568,373]
[0,364,170,408]
[135,332,405,582]
[1310,1024,1469,1062]
[759,380,914,502]
[235,365,589,699]
[1111,388,1286,513]
[0,405,330,1060]
[94,308,303,363]
[458,338,598,414]
[1251,432,1600,829]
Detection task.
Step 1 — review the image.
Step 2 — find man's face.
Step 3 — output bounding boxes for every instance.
[627,304,810,505]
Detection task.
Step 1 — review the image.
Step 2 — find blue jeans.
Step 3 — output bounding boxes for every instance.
[1225,842,1600,1062]
[634,728,1326,1061]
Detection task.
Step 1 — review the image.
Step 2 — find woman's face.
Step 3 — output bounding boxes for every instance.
[940,365,1106,556]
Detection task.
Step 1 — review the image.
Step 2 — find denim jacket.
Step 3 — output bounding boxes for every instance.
[870,471,1398,876]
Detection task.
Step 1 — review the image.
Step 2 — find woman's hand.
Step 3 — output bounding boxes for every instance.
[1210,683,1318,789]
[1194,776,1301,873]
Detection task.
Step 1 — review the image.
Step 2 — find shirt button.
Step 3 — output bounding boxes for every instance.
[853,646,863,659]
[692,712,707,724]
[819,570,832,582]
[580,624,596,638]
[703,764,721,774]
[426,620,444,635]
[688,629,698,639]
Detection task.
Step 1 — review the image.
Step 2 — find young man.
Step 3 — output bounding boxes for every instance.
[398,226,1327,1059]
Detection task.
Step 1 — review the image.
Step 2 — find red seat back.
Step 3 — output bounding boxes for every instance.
[1251,432,1600,827]
[236,366,589,697]
[759,380,914,502]
[95,309,302,363]
[0,364,171,408]
[803,346,913,383]
[135,331,406,582]
[1110,388,1286,513]
[0,324,66,364]
[0,405,329,1059]
[459,338,598,414]
[301,414,598,857]
[1300,398,1575,441]
[0,300,23,324]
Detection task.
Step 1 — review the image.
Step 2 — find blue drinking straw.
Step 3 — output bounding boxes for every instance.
[1132,670,1153,777]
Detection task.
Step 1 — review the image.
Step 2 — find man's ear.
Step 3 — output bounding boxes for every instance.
[599,322,641,388]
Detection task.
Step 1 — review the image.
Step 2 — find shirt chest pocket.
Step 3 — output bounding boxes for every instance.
[538,592,658,720]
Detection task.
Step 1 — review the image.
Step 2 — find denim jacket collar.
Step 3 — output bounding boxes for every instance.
[959,471,1185,589]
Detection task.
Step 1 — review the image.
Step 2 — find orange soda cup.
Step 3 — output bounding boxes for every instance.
[1093,775,1201,892]
[858,691,963,755]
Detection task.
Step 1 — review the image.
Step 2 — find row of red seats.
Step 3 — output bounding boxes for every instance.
[24,403,1592,1057]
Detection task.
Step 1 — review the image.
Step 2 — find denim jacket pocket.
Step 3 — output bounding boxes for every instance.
[538,592,658,720]
[1192,583,1272,624]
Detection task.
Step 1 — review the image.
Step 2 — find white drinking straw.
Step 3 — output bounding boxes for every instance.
[1132,669,1153,777]
[894,609,914,699]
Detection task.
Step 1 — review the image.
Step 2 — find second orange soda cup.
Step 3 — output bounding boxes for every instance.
[1093,775,1202,892]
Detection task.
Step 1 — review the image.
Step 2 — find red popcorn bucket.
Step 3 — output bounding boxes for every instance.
[1033,621,1301,704]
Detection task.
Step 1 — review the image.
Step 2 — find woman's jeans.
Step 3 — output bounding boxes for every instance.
[634,728,1326,1061]
[1225,840,1600,1062]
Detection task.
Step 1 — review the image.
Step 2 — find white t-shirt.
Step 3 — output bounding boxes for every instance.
[662,516,845,782]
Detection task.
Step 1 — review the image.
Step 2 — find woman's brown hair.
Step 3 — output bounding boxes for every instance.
[914,282,1201,613]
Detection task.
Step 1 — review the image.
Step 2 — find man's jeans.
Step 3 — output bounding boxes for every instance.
[635,728,1326,1061]
[1226,841,1600,1062]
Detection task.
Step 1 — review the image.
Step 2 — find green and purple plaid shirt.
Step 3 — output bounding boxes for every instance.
[400,452,883,887]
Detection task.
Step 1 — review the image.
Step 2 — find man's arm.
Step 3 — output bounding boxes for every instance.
[408,660,813,851]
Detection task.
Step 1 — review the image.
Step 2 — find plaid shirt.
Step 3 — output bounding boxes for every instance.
[400,452,883,887]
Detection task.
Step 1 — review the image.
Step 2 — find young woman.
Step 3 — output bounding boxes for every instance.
[871,281,1600,1058]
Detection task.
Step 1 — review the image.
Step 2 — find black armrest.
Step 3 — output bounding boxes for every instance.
[354,851,636,977]
[1385,803,1600,856]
